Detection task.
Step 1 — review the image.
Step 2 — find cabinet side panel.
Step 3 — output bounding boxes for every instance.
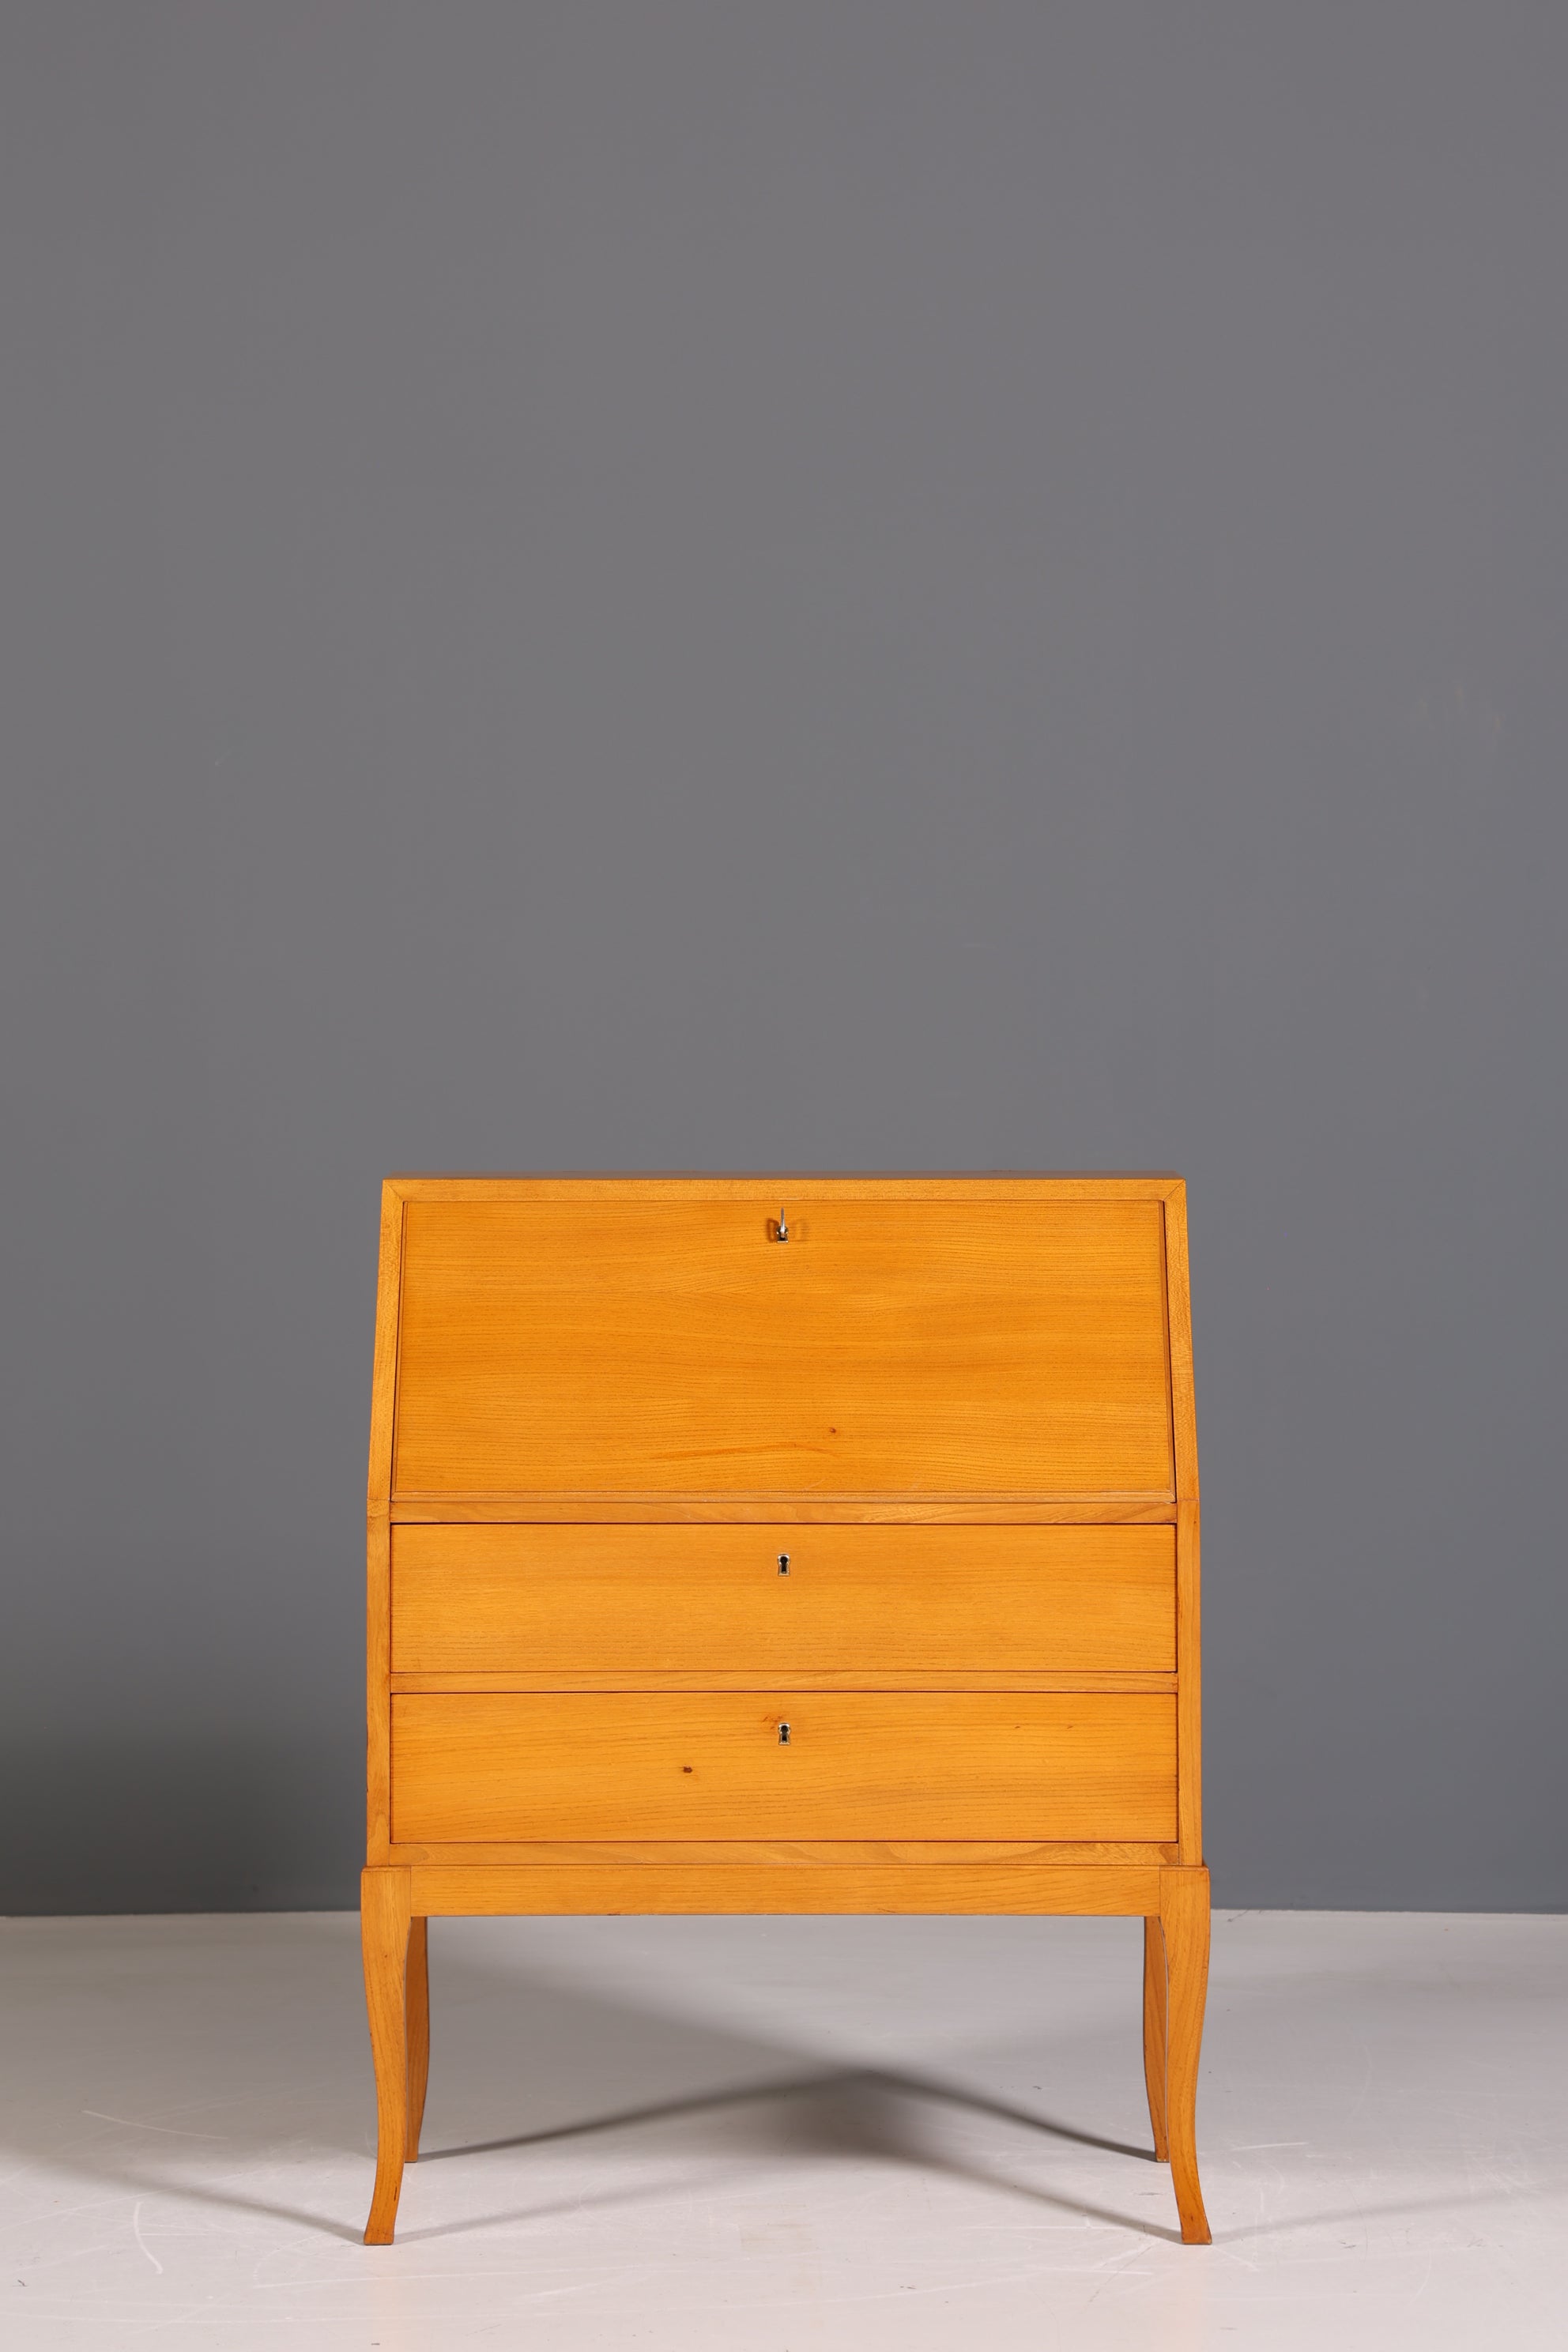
[367,1184,405,1860]
[367,1513,393,1860]
[1162,1185,1199,1504]
[1162,1187,1202,1862]
[368,1184,405,1513]
[1176,1498,1202,1861]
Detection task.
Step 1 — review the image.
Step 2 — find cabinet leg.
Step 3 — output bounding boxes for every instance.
[1142,1914,1170,2161]
[361,1868,413,2245]
[405,1917,430,2162]
[1159,1865,1212,2244]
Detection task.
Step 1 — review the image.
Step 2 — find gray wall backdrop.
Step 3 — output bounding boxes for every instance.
[3,4,1565,1913]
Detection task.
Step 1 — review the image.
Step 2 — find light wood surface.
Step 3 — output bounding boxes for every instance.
[389,1672,1176,1694]
[1161,1185,1198,1505]
[1159,1864,1212,2243]
[384,1838,1181,1866]
[366,1185,405,1517]
[392,1193,1174,1498]
[1142,1913,1170,2160]
[361,1174,1208,2245]
[1163,1190,1204,1864]
[1175,1497,1203,1861]
[402,1862,1164,1916]
[389,1493,1178,1524]
[390,1524,1175,1676]
[404,1917,428,2163]
[390,1692,1178,1842]
[360,1867,411,2245]
[365,1514,392,1860]
[364,1186,405,1855]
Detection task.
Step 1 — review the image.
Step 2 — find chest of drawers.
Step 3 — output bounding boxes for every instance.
[361,1174,1211,2244]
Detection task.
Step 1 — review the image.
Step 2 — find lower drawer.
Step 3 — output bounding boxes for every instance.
[390,1692,1178,1841]
[390,1523,1175,1675]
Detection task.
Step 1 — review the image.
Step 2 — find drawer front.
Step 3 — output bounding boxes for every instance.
[390,1524,1175,1676]
[392,1193,1174,1498]
[390,1692,1178,1841]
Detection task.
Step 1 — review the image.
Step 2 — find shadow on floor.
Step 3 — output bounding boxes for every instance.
[2,1913,1179,2244]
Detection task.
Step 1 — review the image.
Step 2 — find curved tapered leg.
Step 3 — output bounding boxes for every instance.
[361,1868,413,2245]
[1159,1866,1212,2244]
[1142,1914,1170,2162]
[405,1917,430,2162]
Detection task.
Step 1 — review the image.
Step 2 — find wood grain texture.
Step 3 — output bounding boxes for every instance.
[390,1524,1175,1677]
[365,1514,392,1862]
[390,1672,1177,1694]
[367,1185,405,1513]
[1176,1498,1203,1863]
[364,1185,405,1857]
[1159,1865,1212,2244]
[390,1692,1178,1843]
[1161,1185,1199,1504]
[360,1868,412,2245]
[1142,1913,1170,2161]
[404,1916,429,2163]
[362,1172,1208,2247]
[405,1862,1164,1916]
[1163,1186,1204,1866]
[388,1494,1178,1524]
[384,1838,1181,1866]
[391,1193,1174,1498]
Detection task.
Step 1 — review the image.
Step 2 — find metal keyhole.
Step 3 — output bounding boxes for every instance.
[777,1553,790,1575]
[773,1209,790,1242]
[778,1722,790,1744]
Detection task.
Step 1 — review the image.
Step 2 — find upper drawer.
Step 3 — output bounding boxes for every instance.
[390,1191,1175,1498]
[390,1524,1175,1676]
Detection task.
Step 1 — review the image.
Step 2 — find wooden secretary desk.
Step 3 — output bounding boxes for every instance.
[362,1174,1212,2245]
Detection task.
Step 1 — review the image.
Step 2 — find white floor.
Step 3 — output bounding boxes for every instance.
[1,1909,1562,2349]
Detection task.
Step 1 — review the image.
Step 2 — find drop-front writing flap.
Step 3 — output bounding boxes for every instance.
[389,1186,1175,1499]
